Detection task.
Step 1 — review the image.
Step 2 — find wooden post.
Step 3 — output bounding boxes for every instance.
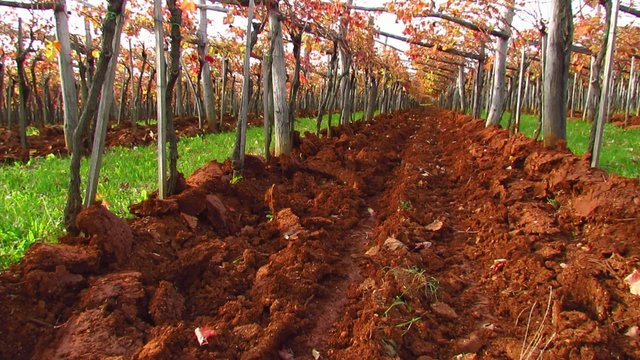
[85,8,125,206]
[154,0,168,198]
[570,71,578,117]
[624,56,636,127]
[583,55,596,120]
[220,56,227,125]
[457,64,466,112]
[486,5,515,126]
[271,6,291,155]
[54,0,79,152]
[591,0,619,168]
[199,0,217,132]
[514,46,526,133]
[472,48,485,119]
[232,0,254,175]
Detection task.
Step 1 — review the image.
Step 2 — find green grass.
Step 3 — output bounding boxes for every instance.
[492,112,640,179]
[0,112,365,268]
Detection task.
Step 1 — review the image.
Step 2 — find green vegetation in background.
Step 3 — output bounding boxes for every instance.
[483,112,640,179]
[0,112,365,268]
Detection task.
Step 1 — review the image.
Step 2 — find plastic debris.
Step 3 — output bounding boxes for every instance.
[413,241,433,251]
[278,347,295,360]
[425,219,444,231]
[312,349,321,359]
[490,259,507,272]
[624,269,640,296]
[194,326,217,346]
[625,325,639,337]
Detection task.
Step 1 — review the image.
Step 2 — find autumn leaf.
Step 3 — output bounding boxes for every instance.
[43,39,61,61]
[223,12,234,25]
[180,0,197,13]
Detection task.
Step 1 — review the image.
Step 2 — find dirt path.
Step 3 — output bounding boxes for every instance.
[1,108,639,359]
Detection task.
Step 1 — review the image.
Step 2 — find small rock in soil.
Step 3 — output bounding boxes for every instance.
[384,237,407,252]
[431,302,459,319]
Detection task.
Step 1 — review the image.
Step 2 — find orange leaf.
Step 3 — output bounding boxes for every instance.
[180,0,197,13]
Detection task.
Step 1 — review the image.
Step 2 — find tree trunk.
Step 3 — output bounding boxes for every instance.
[175,71,183,117]
[64,0,126,233]
[338,0,354,125]
[42,75,52,124]
[6,78,14,128]
[15,18,31,149]
[0,62,4,125]
[144,67,155,122]
[219,56,228,128]
[165,0,182,195]
[263,38,275,158]
[569,71,578,117]
[154,0,168,198]
[624,56,636,127]
[198,0,218,133]
[485,5,515,127]
[591,0,620,167]
[131,45,147,129]
[365,72,378,121]
[270,7,291,156]
[455,64,465,112]
[543,0,573,148]
[85,10,126,206]
[117,66,131,124]
[514,46,527,133]
[472,45,485,119]
[316,46,337,134]
[231,0,255,176]
[180,59,204,127]
[29,57,44,127]
[288,28,303,137]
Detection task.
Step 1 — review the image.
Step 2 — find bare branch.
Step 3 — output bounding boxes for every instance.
[620,4,640,17]
[376,30,482,60]
[0,0,54,10]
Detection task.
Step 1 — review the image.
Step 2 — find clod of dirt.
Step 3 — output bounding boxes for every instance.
[21,243,99,274]
[130,198,180,217]
[135,325,181,359]
[149,281,185,325]
[431,302,459,319]
[455,332,485,354]
[41,272,147,359]
[40,308,145,359]
[205,194,235,235]
[76,204,133,265]
[175,187,208,216]
[24,265,86,300]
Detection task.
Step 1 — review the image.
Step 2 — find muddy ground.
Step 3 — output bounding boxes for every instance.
[1,108,639,359]
[0,115,262,164]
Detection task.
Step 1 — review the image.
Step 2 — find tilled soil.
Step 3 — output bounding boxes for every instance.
[1,108,639,359]
[0,115,262,163]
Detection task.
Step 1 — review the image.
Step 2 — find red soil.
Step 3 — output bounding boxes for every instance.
[1,108,639,359]
[610,114,640,129]
[0,115,261,163]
